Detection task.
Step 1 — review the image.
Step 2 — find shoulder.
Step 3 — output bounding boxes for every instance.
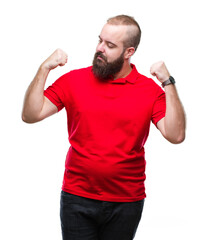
[65,66,92,78]
[54,66,92,85]
[132,65,165,98]
[134,66,161,89]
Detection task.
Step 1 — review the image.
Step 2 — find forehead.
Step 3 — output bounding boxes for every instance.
[99,23,128,45]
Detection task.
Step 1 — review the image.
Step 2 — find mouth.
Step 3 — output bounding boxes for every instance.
[97,56,105,61]
[96,52,107,62]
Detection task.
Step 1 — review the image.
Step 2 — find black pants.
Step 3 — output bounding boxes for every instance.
[60,191,144,240]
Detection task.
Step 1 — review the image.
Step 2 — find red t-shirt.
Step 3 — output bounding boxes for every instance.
[44,64,166,202]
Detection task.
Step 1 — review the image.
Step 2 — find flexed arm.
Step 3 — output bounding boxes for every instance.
[150,61,186,144]
[22,49,68,123]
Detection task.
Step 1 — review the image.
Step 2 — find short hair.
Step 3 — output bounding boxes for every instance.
[107,15,141,51]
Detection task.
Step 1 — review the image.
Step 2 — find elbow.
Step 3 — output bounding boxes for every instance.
[21,111,39,124]
[21,111,28,123]
[174,134,185,144]
[21,113,32,124]
[168,131,186,144]
[175,127,186,144]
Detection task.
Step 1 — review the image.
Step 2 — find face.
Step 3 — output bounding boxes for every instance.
[92,24,128,80]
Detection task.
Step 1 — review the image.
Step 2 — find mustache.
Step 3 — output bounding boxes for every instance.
[95,52,107,63]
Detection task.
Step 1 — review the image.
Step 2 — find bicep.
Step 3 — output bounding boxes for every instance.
[39,96,58,120]
[156,117,166,138]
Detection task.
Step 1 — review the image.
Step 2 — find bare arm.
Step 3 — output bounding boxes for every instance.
[150,61,186,144]
[22,49,68,123]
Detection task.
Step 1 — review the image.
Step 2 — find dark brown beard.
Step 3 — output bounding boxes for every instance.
[92,51,124,81]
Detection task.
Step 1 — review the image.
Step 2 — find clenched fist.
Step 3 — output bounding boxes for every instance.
[42,48,68,70]
[150,61,170,83]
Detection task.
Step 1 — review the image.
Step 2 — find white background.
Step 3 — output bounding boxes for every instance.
[0,0,207,239]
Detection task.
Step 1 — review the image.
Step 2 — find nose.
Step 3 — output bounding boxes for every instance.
[96,42,105,53]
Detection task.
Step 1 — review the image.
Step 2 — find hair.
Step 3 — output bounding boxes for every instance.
[107,15,141,52]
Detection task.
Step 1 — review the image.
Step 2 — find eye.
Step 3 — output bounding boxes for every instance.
[107,43,114,48]
[107,41,117,49]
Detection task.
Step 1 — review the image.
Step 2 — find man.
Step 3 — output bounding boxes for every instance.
[22,15,185,240]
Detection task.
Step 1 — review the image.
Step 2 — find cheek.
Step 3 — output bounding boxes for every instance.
[107,49,122,62]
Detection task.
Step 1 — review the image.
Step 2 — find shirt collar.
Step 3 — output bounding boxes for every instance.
[109,64,138,84]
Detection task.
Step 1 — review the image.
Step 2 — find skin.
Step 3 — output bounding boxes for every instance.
[22,49,66,123]
[22,23,186,144]
[150,61,186,143]
[96,24,135,79]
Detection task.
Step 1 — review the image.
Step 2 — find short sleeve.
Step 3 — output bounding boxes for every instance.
[44,76,65,112]
[151,87,166,127]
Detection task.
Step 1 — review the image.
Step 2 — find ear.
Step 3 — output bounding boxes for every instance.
[124,47,135,60]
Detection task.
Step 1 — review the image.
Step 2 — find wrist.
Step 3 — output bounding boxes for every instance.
[40,61,51,72]
[36,63,51,82]
[162,76,175,88]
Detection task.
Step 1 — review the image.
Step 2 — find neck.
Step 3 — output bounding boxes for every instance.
[113,61,132,80]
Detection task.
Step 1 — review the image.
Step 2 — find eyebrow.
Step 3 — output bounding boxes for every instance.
[98,36,117,47]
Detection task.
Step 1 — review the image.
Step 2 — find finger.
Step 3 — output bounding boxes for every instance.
[59,58,68,66]
[150,66,156,76]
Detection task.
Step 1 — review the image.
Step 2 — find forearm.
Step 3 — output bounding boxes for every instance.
[22,49,68,123]
[163,84,186,143]
[22,64,50,123]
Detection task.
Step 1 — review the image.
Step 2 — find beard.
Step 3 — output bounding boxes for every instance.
[92,51,124,81]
